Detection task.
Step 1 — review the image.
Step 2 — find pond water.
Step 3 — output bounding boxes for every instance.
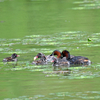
[0,0,100,100]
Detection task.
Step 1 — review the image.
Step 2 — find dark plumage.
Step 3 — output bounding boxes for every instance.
[32,53,57,65]
[32,53,47,65]
[50,50,63,58]
[3,53,20,63]
[52,58,70,70]
[62,50,91,66]
[50,50,91,67]
[50,50,70,70]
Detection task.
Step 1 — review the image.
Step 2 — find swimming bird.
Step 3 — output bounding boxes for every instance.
[34,53,46,61]
[52,58,70,70]
[50,50,63,58]
[50,50,70,70]
[50,50,74,59]
[32,53,56,65]
[50,50,91,66]
[62,50,91,66]
[32,53,47,65]
[3,53,20,64]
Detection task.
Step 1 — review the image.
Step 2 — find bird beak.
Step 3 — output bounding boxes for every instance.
[34,56,38,60]
[51,60,54,62]
[17,55,20,57]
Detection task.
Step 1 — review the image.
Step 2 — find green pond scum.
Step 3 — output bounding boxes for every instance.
[0,0,100,100]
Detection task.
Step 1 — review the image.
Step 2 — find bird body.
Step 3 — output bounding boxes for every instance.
[3,53,20,64]
[50,50,91,67]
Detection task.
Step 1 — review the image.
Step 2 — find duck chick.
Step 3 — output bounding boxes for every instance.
[32,53,57,65]
[3,53,20,64]
[32,53,47,65]
[52,58,70,70]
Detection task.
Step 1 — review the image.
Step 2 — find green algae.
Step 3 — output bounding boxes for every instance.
[4,91,100,100]
[72,0,100,10]
[0,0,100,99]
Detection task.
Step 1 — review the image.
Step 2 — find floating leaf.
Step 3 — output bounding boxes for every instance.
[88,38,92,42]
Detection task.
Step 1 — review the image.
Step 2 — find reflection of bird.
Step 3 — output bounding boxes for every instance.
[3,53,20,64]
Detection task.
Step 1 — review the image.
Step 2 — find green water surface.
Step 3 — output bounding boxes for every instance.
[0,0,100,100]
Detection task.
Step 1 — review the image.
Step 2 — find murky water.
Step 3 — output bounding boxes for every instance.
[0,0,100,100]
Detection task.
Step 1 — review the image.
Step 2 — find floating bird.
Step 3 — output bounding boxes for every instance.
[50,50,91,67]
[62,50,91,66]
[32,53,56,65]
[50,50,70,70]
[52,58,70,70]
[32,53,47,65]
[50,50,62,58]
[3,53,20,64]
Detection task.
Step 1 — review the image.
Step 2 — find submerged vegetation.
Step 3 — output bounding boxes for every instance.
[73,0,100,10]
[0,31,100,100]
[0,31,100,55]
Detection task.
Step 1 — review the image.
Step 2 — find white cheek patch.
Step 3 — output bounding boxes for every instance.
[34,56,38,60]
